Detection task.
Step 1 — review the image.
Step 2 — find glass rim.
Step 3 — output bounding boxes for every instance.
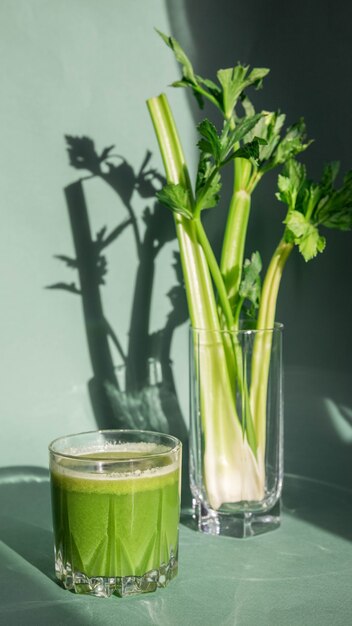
[49,429,182,462]
[190,321,284,335]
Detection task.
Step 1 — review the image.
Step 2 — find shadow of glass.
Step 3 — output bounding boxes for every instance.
[282,474,352,542]
[284,369,352,492]
[0,467,95,625]
[0,518,54,578]
[0,466,53,578]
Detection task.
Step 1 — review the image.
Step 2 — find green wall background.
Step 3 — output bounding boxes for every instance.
[1,0,351,487]
[0,0,195,466]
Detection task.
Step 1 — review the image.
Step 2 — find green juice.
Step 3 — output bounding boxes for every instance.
[51,448,180,580]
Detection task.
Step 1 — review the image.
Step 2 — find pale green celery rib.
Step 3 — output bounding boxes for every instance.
[194,217,235,331]
[195,336,263,508]
[234,157,253,193]
[147,94,264,506]
[147,94,219,332]
[217,157,259,452]
[220,184,251,317]
[194,216,260,454]
[250,240,293,455]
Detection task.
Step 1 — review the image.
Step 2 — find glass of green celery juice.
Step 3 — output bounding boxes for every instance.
[49,430,181,597]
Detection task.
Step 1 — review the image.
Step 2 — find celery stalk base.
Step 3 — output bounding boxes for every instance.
[189,325,283,538]
[195,499,281,538]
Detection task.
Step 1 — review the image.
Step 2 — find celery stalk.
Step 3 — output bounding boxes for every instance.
[250,241,293,457]
[220,182,252,315]
[147,94,264,507]
[146,32,352,517]
[147,94,219,332]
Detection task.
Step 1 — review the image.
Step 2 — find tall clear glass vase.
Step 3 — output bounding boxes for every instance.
[189,323,283,538]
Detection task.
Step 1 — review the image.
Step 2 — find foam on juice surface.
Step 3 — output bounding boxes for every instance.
[51,442,179,495]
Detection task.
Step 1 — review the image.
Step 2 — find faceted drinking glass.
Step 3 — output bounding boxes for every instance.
[49,429,182,597]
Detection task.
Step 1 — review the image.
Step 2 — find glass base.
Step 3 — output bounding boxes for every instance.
[55,552,178,597]
[195,500,281,538]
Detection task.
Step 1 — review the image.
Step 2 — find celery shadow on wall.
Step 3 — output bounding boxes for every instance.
[47,137,190,502]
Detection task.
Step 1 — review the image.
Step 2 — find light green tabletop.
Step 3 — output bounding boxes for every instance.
[0,467,351,626]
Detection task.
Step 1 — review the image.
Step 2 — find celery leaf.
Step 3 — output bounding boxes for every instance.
[196,169,222,210]
[233,137,267,165]
[197,119,222,163]
[315,169,352,231]
[217,66,269,119]
[239,251,262,316]
[156,30,197,85]
[157,183,193,219]
[284,211,325,261]
[260,118,312,173]
[298,227,326,260]
[276,160,306,210]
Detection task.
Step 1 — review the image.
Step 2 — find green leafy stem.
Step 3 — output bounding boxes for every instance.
[146,30,352,508]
